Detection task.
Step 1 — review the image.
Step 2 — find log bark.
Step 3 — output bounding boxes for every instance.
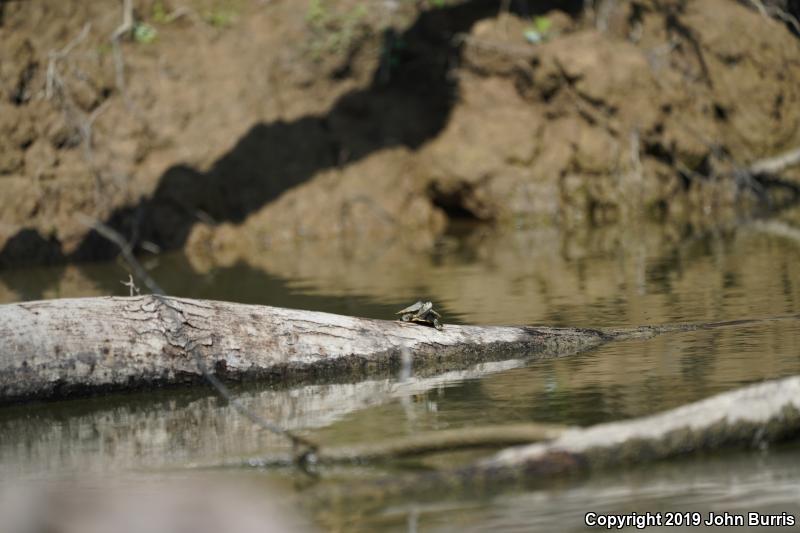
[2,295,794,404]
[0,295,610,404]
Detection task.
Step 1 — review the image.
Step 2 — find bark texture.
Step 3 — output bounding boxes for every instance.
[0,295,608,403]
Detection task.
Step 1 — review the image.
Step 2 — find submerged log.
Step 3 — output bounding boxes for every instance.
[482,377,800,474]
[240,422,569,468]
[1,295,793,403]
[0,295,610,403]
[322,376,800,505]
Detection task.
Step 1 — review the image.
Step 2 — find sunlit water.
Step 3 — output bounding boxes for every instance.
[1,219,799,531]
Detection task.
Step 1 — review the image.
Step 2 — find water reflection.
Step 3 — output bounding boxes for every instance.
[1,217,799,531]
[0,472,314,533]
[0,359,529,478]
[3,219,797,328]
[340,446,800,532]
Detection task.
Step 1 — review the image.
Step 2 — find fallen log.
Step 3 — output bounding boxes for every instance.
[484,376,800,471]
[0,295,608,404]
[0,295,794,403]
[319,375,800,506]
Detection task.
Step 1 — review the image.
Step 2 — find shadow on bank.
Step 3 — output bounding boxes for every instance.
[0,0,585,268]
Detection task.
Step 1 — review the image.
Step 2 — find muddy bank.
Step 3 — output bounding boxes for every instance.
[1,0,799,268]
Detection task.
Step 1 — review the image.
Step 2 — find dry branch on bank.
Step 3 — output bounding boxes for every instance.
[749,147,800,176]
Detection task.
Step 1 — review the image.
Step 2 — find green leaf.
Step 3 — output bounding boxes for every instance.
[534,16,552,34]
[133,22,158,44]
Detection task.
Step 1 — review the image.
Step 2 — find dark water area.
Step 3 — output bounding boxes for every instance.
[1,218,799,531]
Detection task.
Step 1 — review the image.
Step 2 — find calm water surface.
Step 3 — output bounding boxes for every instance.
[1,220,799,531]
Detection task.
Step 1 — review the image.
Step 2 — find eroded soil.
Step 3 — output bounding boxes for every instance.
[1,0,799,268]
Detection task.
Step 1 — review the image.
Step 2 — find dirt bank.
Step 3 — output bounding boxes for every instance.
[1,0,799,268]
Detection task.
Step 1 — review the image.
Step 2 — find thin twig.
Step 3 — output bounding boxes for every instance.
[121,273,140,296]
[240,422,567,467]
[748,0,770,17]
[748,0,800,34]
[766,5,800,34]
[749,147,800,176]
[320,423,566,464]
[46,23,92,100]
[44,23,114,204]
[111,0,134,91]
[162,5,211,30]
[77,214,320,467]
[78,213,160,294]
[452,33,536,59]
[110,0,150,127]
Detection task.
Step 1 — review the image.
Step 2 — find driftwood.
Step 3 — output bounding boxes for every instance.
[0,295,608,404]
[1,295,795,404]
[485,376,800,470]
[320,375,800,505]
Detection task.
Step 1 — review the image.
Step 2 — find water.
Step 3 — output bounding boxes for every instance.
[1,218,799,531]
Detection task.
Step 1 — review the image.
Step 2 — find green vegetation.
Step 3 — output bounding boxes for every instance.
[204,6,237,28]
[149,0,239,29]
[306,0,370,59]
[524,16,553,44]
[306,0,327,29]
[133,22,158,44]
[151,0,170,24]
[533,16,552,34]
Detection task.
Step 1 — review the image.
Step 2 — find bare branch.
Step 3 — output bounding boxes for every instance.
[75,214,320,466]
[748,0,770,17]
[749,147,800,176]
[748,0,800,34]
[453,33,536,59]
[111,0,134,92]
[46,23,91,100]
[244,423,568,467]
[120,273,140,297]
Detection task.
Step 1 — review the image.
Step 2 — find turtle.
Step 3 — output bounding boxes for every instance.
[396,300,443,330]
